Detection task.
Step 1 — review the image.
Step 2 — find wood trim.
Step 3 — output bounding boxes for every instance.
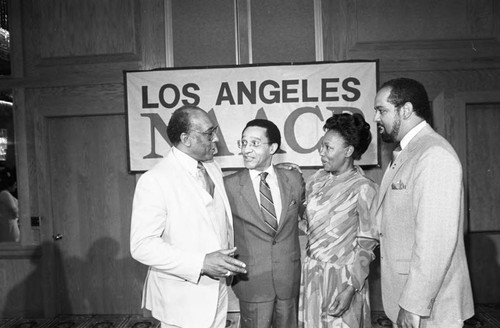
[0,245,41,259]
[138,0,166,70]
[319,0,352,61]
[350,39,500,72]
[331,0,500,71]
[22,1,141,70]
[351,39,500,52]
[164,0,174,67]
[0,4,38,249]
[318,0,500,69]
[0,67,137,89]
[29,89,57,315]
[5,0,166,88]
[36,53,141,68]
[235,0,252,65]
[12,88,40,246]
[432,92,445,136]
[314,0,323,62]
[35,84,125,117]
[319,0,333,61]
[8,0,24,78]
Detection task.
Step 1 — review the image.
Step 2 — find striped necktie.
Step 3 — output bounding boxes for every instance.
[259,172,278,233]
[197,161,215,197]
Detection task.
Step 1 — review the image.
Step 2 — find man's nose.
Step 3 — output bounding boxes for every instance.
[373,111,380,123]
[212,134,219,143]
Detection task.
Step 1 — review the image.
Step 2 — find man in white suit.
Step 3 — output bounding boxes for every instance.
[374,78,474,328]
[130,105,247,328]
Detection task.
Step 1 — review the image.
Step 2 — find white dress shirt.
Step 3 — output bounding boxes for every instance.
[400,120,428,151]
[249,165,282,223]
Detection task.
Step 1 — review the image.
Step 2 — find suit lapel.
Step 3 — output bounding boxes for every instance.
[376,125,433,213]
[238,169,278,236]
[205,162,234,246]
[377,149,409,212]
[275,167,291,235]
[169,152,221,236]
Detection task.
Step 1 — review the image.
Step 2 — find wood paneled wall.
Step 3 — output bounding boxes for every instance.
[0,0,166,316]
[0,0,498,317]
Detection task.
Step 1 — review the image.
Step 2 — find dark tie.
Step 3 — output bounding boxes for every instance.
[197,161,215,196]
[391,144,402,167]
[259,172,278,233]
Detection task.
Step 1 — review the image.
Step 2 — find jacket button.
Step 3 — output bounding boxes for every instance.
[272,240,277,245]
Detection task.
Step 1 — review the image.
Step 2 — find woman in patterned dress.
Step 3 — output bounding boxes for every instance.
[299,113,379,328]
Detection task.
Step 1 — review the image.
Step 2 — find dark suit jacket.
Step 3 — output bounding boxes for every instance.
[224,166,305,302]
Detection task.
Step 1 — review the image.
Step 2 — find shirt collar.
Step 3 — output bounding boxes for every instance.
[400,120,427,150]
[249,165,276,181]
[172,146,199,175]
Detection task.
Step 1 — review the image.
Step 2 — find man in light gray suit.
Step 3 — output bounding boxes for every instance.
[374,78,474,328]
[224,119,305,328]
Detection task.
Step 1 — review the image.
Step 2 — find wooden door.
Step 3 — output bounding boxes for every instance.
[466,103,500,232]
[465,102,500,303]
[443,92,500,304]
[45,114,144,313]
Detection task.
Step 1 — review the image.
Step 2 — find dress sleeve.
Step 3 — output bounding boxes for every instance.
[346,182,379,291]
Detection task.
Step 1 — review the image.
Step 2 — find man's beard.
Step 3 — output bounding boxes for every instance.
[379,115,401,143]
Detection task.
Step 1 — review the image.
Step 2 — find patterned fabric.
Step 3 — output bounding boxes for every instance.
[299,166,379,328]
[259,172,278,232]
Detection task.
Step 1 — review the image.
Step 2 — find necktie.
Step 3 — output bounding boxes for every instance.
[391,144,402,166]
[259,172,278,233]
[197,161,215,196]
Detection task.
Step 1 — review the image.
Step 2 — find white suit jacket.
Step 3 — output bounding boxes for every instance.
[376,124,474,327]
[130,148,233,328]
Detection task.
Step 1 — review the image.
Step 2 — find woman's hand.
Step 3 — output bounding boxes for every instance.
[329,285,356,317]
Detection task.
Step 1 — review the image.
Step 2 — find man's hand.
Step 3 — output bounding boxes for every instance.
[275,162,302,173]
[202,247,247,279]
[329,285,356,317]
[396,307,421,328]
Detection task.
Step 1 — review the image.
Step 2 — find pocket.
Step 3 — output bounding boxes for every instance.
[154,269,186,282]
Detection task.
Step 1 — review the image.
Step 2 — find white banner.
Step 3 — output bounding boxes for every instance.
[125,61,378,172]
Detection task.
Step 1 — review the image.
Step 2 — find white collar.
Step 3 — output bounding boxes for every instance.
[400,121,427,150]
[172,146,199,175]
[249,165,276,181]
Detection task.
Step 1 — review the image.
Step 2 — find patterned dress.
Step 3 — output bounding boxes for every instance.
[299,166,379,328]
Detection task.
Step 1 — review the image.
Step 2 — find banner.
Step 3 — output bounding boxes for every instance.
[125,61,378,172]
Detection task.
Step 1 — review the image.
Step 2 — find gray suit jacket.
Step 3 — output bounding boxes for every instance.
[377,124,474,327]
[224,166,305,302]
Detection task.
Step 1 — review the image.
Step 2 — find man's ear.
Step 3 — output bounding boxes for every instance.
[269,143,279,155]
[400,102,414,120]
[180,132,191,147]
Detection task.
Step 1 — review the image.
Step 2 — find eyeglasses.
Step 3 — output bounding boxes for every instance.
[237,140,270,149]
[190,126,218,141]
